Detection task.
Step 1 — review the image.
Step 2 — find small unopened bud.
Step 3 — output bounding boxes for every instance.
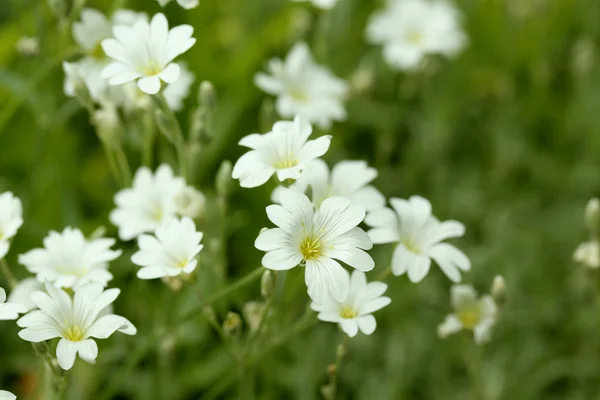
[89,226,106,240]
[350,65,374,93]
[491,275,505,301]
[327,363,337,376]
[260,270,274,298]
[174,186,206,219]
[574,241,600,269]
[243,301,265,332]
[585,197,600,233]
[16,36,39,56]
[198,81,217,110]
[223,311,242,337]
[93,106,123,150]
[320,384,334,400]
[202,305,217,323]
[216,160,233,198]
[336,343,346,359]
[161,276,183,292]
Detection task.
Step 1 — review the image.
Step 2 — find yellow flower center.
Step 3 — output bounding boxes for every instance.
[151,207,164,222]
[457,308,481,329]
[289,87,308,102]
[339,306,357,319]
[407,30,424,45]
[141,62,163,76]
[64,325,85,342]
[274,158,299,169]
[401,237,421,254]
[90,42,105,60]
[177,258,189,269]
[0,228,4,240]
[300,236,323,261]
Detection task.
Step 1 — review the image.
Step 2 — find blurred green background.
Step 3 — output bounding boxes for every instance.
[2,0,600,398]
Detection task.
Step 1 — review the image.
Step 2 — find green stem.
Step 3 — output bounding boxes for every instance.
[142,110,156,167]
[114,146,132,186]
[375,266,392,281]
[326,335,349,400]
[0,259,17,289]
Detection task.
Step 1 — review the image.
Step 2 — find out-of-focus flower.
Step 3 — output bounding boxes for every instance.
[0,390,16,400]
[584,197,600,233]
[243,301,266,332]
[163,63,195,111]
[366,196,470,283]
[232,116,331,188]
[438,284,497,344]
[0,287,27,320]
[101,13,196,95]
[574,241,600,268]
[157,0,199,10]
[291,0,338,9]
[0,192,23,260]
[255,43,349,129]
[110,164,186,241]
[272,159,385,212]
[366,0,466,70]
[491,275,505,301]
[132,217,204,279]
[17,283,136,370]
[311,270,390,337]
[16,36,39,56]
[255,189,373,303]
[19,228,121,290]
[8,278,43,312]
[173,186,206,219]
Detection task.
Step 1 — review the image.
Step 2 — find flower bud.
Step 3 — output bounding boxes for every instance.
[16,36,39,56]
[491,275,505,301]
[223,311,242,337]
[243,301,265,332]
[585,197,600,233]
[161,276,183,292]
[216,160,233,198]
[174,186,206,219]
[574,241,600,269]
[89,226,106,240]
[260,270,274,299]
[93,106,123,150]
[198,81,217,110]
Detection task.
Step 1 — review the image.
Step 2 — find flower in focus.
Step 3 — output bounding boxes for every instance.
[366,196,470,282]
[132,217,204,279]
[366,0,466,70]
[574,241,600,268]
[0,192,23,259]
[8,278,43,312]
[0,287,27,320]
[101,13,196,95]
[255,189,374,302]
[0,391,16,400]
[438,284,497,344]
[18,227,121,289]
[232,116,331,188]
[157,0,199,9]
[290,0,338,9]
[255,42,349,129]
[311,270,391,337]
[163,63,195,111]
[272,159,385,212]
[110,164,186,241]
[17,283,136,370]
[173,185,206,219]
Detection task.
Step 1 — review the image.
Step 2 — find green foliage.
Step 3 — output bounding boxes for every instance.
[1,0,600,398]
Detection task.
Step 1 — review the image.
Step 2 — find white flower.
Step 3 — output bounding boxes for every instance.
[311,270,390,337]
[8,278,43,312]
[163,63,195,111]
[255,42,349,129]
[17,283,136,370]
[157,0,199,9]
[18,228,121,289]
[438,284,497,344]
[132,217,204,279]
[0,287,27,320]
[0,192,23,259]
[366,196,470,283]
[291,0,338,9]
[255,189,374,302]
[0,391,16,400]
[574,241,600,268]
[366,0,466,70]
[110,164,186,241]
[173,186,206,219]
[101,13,196,95]
[232,116,331,188]
[273,159,385,212]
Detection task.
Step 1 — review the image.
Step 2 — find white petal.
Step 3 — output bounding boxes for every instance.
[437,314,463,338]
[137,76,161,95]
[56,339,78,370]
[299,136,332,162]
[261,248,302,271]
[360,296,391,315]
[137,265,168,279]
[159,63,180,84]
[473,321,494,344]
[407,254,431,283]
[450,284,478,310]
[255,228,286,251]
[357,315,376,335]
[327,247,374,272]
[339,319,359,337]
[87,314,137,338]
[77,339,99,364]
[429,243,471,275]
[0,302,27,320]
[305,258,349,302]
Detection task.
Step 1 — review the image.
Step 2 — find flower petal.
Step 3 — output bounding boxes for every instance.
[56,339,78,370]
[261,248,302,271]
[357,315,376,335]
[87,314,137,339]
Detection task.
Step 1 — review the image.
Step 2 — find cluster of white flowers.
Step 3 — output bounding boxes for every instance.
[367,0,466,70]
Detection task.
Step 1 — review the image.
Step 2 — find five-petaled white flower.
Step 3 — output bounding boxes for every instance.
[232,116,331,188]
[574,241,600,268]
[0,192,23,260]
[366,196,470,283]
[110,164,186,241]
[157,0,199,9]
[255,42,349,130]
[0,390,16,400]
[311,270,390,337]
[291,0,338,9]
[366,0,466,70]
[18,227,121,289]
[101,13,196,95]
[438,284,497,344]
[255,188,374,302]
[0,287,27,320]
[132,217,204,279]
[17,283,136,370]
[273,159,385,212]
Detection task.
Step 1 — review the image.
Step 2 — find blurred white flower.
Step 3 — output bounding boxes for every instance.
[19,228,121,290]
[255,189,374,302]
[101,13,196,95]
[0,391,16,400]
[574,241,600,268]
[63,59,108,103]
[366,0,466,70]
[132,217,204,279]
[17,283,136,370]
[232,116,331,188]
[163,63,195,111]
[8,278,43,312]
[255,42,349,130]
[438,284,497,344]
[366,196,470,283]
[110,164,186,241]
[16,36,39,56]
[0,287,27,320]
[0,192,23,259]
[173,185,206,219]
[157,0,199,9]
[491,275,505,300]
[272,159,385,212]
[291,0,338,10]
[585,197,600,232]
[311,270,390,337]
